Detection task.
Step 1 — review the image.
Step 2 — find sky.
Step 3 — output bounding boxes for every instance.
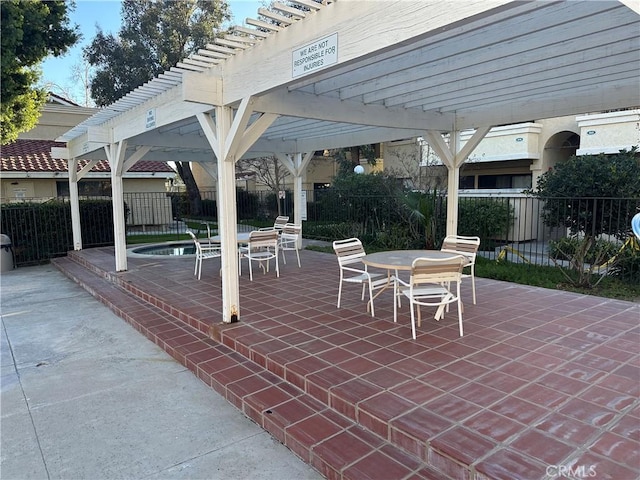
[40,0,264,106]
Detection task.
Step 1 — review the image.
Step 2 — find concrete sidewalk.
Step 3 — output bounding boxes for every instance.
[0,265,321,480]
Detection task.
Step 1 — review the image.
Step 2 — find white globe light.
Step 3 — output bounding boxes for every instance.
[354,165,365,174]
[633,212,640,240]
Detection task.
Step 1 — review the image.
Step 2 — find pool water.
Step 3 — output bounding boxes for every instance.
[132,242,195,256]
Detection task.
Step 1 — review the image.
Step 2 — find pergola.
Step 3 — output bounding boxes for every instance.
[55,0,640,323]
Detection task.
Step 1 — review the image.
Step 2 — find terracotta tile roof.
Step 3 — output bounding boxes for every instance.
[1,139,174,174]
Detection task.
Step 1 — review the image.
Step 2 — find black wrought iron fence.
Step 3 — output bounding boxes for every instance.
[2,192,638,283]
[0,198,116,266]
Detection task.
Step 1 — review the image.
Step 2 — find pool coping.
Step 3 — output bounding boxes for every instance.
[127,240,196,259]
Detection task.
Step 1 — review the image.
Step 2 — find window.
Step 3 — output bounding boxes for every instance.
[56,180,112,197]
[477,174,531,189]
[459,176,475,189]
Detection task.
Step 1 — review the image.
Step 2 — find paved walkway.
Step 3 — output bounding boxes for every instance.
[51,246,640,479]
[0,264,322,480]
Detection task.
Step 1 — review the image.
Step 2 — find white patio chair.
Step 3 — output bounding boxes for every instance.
[256,216,289,233]
[441,235,480,304]
[279,223,302,267]
[186,230,221,280]
[273,215,289,232]
[394,255,466,340]
[239,229,279,281]
[332,238,388,317]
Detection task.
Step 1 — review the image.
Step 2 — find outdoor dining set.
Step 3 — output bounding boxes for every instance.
[186,216,302,281]
[333,235,480,340]
[187,217,480,340]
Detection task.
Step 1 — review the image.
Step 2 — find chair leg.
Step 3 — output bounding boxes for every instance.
[248,256,254,281]
[368,281,375,317]
[393,281,398,323]
[336,275,343,308]
[295,249,301,268]
[471,266,477,304]
[410,301,417,340]
[457,282,464,336]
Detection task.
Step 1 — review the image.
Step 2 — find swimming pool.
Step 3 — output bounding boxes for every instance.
[128,242,195,257]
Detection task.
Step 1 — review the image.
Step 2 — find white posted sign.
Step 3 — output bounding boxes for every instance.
[300,190,307,221]
[292,33,338,78]
[145,109,156,129]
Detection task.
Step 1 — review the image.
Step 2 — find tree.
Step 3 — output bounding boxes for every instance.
[403,190,439,249]
[41,56,95,107]
[237,155,290,215]
[83,0,231,215]
[327,144,380,176]
[530,148,640,286]
[1,0,79,144]
[532,148,640,239]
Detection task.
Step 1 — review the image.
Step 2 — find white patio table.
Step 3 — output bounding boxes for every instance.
[208,232,252,244]
[362,249,455,272]
[362,249,464,315]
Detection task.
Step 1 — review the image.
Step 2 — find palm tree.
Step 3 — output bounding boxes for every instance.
[403,190,438,249]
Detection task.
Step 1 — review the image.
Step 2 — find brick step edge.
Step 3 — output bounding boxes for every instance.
[51,256,446,480]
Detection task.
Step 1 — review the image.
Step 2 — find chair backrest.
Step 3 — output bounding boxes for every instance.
[248,229,279,250]
[411,255,466,286]
[282,223,301,236]
[441,235,480,262]
[333,238,366,267]
[274,216,289,231]
[186,230,203,254]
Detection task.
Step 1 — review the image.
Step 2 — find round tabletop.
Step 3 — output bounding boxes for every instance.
[362,250,462,270]
[209,232,252,243]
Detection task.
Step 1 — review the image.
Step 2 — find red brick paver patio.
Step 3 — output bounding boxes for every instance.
[52,246,640,480]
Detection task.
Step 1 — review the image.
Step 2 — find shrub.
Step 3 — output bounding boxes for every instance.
[530,148,640,240]
[607,239,640,284]
[0,199,115,266]
[168,192,190,219]
[236,190,260,220]
[457,198,514,249]
[302,221,355,241]
[201,199,217,219]
[80,200,116,246]
[549,236,618,264]
[264,191,293,219]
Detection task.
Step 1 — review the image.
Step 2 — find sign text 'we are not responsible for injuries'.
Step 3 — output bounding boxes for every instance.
[292,33,338,78]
